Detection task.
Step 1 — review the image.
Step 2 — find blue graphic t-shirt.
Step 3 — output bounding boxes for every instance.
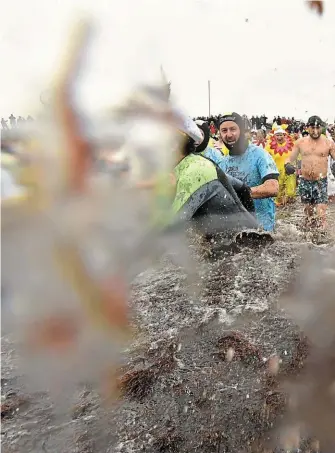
[207,144,279,231]
[202,146,245,188]
[202,146,226,168]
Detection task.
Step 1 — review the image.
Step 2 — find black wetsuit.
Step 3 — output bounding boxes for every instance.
[173,153,259,238]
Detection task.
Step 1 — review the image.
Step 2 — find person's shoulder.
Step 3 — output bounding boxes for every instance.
[205,146,225,159]
[247,143,261,151]
[187,153,215,166]
[182,154,217,175]
[246,143,268,157]
[177,155,218,190]
[247,143,278,171]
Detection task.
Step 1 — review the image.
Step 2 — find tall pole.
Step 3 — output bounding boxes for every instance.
[208,80,211,117]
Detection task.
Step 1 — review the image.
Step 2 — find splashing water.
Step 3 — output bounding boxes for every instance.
[278,248,335,450]
[1,3,334,450]
[1,18,195,411]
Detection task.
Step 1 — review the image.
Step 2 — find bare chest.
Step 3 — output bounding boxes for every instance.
[300,140,329,159]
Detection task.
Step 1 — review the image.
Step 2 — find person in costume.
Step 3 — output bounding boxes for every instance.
[216,112,279,232]
[290,130,302,193]
[171,115,260,239]
[266,128,296,206]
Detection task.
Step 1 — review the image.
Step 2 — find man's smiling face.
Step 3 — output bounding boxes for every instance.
[219,121,240,146]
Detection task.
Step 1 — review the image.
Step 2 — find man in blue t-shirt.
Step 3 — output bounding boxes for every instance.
[216,113,279,231]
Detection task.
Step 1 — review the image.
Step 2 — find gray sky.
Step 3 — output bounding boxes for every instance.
[1,0,334,121]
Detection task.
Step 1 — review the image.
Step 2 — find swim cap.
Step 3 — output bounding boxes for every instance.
[218,112,248,155]
[218,112,245,132]
[307,115,324,127]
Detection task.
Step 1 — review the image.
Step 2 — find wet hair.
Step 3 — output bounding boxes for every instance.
[182,136,196,156]
[218,112,245,134]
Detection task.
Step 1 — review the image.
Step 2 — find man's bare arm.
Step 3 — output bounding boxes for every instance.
[285,140,300,164]
[250,179,279,199]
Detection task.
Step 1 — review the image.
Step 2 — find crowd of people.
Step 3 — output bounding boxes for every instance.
[2,106,335,241]
[250,115,298,130]
[193,114,335,231]
[189,114,334,234]
[1,114,34,130]
[194,114,335,138]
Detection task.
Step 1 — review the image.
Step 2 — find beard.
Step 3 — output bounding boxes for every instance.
[309,131,322,140]
[223,136,248,155]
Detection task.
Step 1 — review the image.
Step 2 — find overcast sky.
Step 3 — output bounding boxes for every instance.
[1,0,334,121]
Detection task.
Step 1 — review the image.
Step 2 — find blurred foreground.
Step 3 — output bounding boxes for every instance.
[2,202,335,453]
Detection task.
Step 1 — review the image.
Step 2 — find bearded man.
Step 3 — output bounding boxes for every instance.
[217,112,279,231]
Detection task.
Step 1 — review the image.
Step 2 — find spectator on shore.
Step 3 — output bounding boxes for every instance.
[9,114,16,128]
[1,118,9,129]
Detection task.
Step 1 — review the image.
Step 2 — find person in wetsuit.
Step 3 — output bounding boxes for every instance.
[194,119,258,212]
[171,116,260,240]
